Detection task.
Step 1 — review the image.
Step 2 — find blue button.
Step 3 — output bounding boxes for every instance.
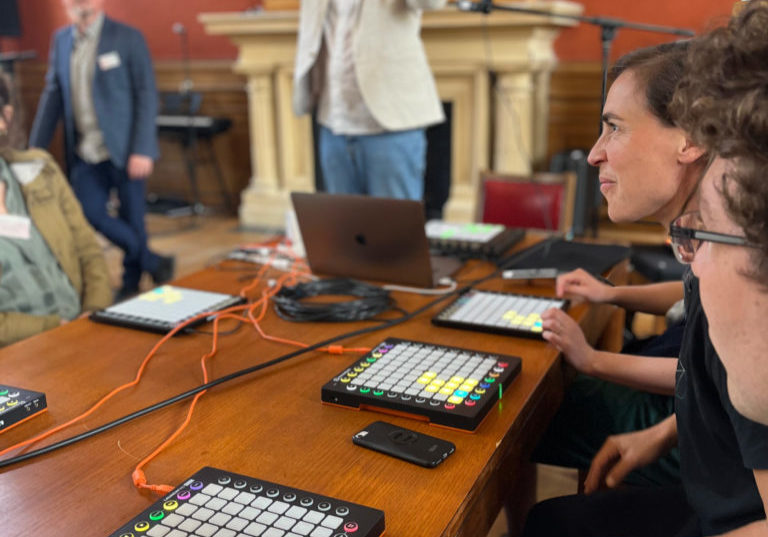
[480,383,491,389]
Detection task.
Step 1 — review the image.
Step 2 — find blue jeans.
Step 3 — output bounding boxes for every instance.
[70,158,159,291]
[317,126,427,200]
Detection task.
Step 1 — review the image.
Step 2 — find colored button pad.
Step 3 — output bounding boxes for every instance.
[107,467,385,537]
[322,338,522,431]
[433,290,569,339]
[0,384,47,433]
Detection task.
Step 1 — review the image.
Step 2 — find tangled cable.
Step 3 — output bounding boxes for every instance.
[271,278,394,322]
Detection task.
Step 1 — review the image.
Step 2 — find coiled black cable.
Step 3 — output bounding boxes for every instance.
[271,278,394,322]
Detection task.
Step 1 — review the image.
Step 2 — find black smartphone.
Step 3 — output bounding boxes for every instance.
[352,421,455,468]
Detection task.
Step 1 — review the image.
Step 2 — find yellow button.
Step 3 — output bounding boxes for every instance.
[448,396,464,405]
[354,366,364,373]
[475,388,486,395]
[459,384,474,393]
[347,372,358,378]
[425,385,439,393]
[423,371,437,379]
[134,521,150,532]
[445,382,460,390]
[360,361,371,368]
[464,379,479,387]
[372,353,382,358]
[417,377,430,385]
[6,400,17,407]
[429,379,445,387]
[439,388,453,395]
[531,326,543,332]
[340,377,351,383]
[450,376,465,384]
[163,500,178,511]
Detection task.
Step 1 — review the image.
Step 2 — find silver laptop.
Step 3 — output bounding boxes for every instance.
[291,192,461,288]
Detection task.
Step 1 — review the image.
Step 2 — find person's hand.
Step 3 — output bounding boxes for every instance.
[584,420,675,493]
[556,268,614,303]
[541,307,595,373]
[127,154,154,179]
[0,181,6,214]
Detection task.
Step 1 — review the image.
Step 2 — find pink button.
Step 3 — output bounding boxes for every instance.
[444,403,456,410]
[344,522,359,533]
[465,400,476,407]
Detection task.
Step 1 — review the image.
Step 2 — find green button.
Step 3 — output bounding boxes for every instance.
[366,357,377,363]
[359,387,370,394]
[484,377,496,383]
[149,510,164,521]
[0,389,7,396]
[372,390,384,396]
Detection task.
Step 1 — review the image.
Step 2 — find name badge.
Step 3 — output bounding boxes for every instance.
[0,214,32,240]
[9,161,45,186]
[98,51,121,71]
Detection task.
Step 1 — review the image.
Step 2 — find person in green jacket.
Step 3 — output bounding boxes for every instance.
[0,73,111,347]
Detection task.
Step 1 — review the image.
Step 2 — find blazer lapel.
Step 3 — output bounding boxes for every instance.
[59,28,74,122]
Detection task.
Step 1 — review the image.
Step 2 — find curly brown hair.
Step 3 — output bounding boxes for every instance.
[671,0,768,283]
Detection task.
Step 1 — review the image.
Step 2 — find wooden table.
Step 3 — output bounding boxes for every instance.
[0,246,623,537]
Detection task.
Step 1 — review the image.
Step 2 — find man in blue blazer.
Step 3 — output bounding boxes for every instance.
[30,0,173,300]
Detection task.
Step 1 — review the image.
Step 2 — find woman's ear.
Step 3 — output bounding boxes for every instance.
[678,137,706,164]
[2,105,13,125]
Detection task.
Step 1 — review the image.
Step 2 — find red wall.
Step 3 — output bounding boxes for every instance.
[0,0,737,63]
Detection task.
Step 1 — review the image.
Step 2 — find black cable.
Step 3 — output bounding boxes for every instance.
[0,266,507,470]
[272,278,393,322]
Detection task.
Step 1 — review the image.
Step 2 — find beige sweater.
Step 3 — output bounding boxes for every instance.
[0,148,111,346]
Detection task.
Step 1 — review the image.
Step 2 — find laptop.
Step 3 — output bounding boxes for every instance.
[291,192,462,288]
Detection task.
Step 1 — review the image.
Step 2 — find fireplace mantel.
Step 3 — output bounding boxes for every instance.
[200,3,582,228]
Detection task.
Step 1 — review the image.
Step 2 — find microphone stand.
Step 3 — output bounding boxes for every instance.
[459,0,693,117]
[174,24,205,216]
[458,0,695,236]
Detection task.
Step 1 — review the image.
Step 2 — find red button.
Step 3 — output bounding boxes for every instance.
[344,522,359,533]
[498,362,508,368]
[444,403,455,410]
[465,400,476,407]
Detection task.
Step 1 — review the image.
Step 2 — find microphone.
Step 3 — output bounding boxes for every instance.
[457,0,492,13]
[172,22,194,96]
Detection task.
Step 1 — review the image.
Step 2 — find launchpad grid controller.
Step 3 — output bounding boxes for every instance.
[321,338,522,431]
[0,384,47,433]
[432,290,568,339]
[108,466,385,537]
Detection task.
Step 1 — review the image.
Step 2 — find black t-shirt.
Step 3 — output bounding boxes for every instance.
[676,268,768,535]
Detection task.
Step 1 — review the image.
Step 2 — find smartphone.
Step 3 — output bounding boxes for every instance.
[501,268,559,280]
[352,421,455,468]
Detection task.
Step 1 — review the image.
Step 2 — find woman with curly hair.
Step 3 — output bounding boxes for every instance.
[670,0,768,428]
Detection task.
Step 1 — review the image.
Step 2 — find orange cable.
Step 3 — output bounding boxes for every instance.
[0,303,250,460]
[133,313,242,494]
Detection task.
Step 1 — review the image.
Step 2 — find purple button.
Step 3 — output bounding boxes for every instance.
[189,480,204,491]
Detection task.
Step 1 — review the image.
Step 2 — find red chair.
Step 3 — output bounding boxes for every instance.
[478,171,577,233]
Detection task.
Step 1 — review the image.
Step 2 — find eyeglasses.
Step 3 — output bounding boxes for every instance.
[668,211,753,264]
